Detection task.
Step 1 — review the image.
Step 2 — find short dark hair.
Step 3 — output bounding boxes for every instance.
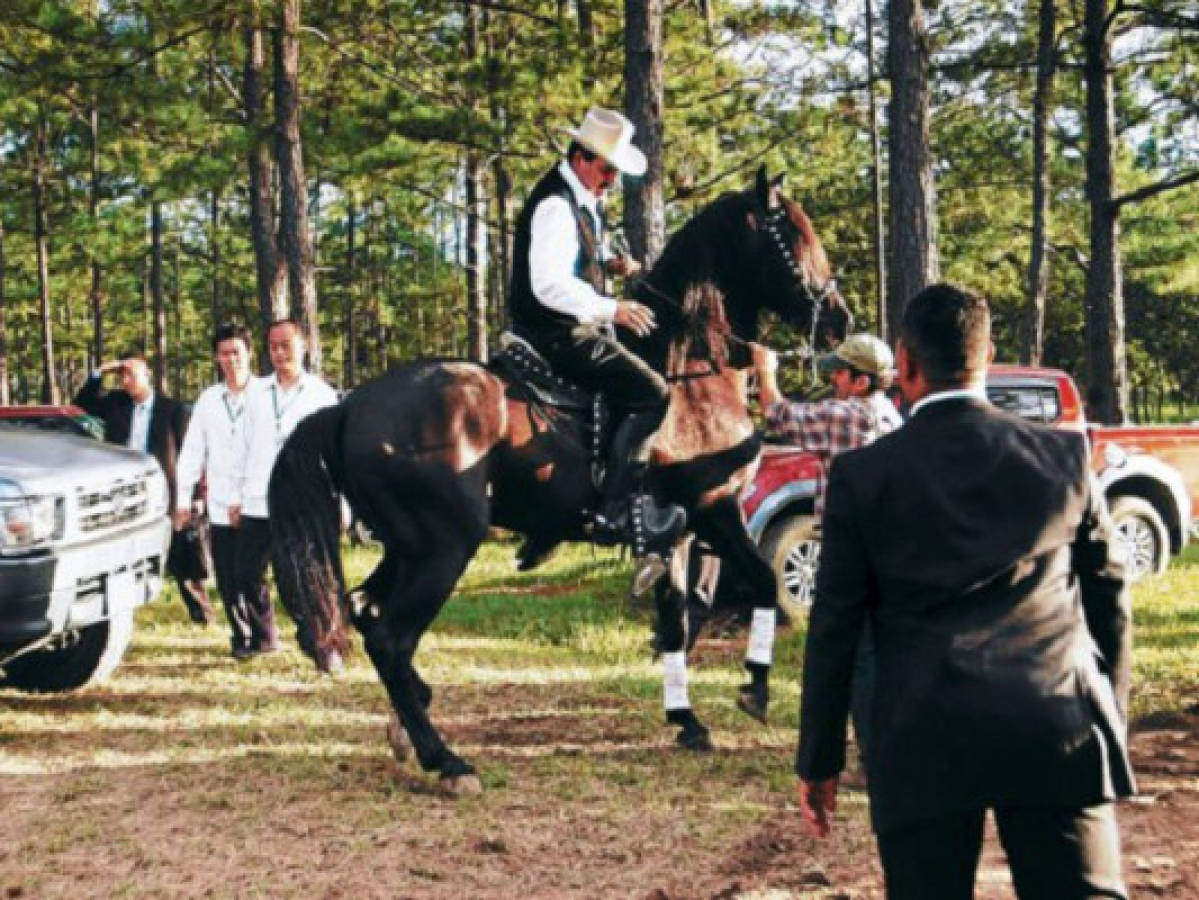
[268,316,303,336]
[119,345,148,364]
[566,140,599,164]
[899,283,990,388]
[212,322,251,353]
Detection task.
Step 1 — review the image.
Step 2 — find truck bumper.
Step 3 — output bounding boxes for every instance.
[0,516,171,655]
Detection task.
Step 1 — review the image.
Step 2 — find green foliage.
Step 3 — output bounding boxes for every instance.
[0,0,1194,410]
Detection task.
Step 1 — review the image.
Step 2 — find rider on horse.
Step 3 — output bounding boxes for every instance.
[507,107,686,558]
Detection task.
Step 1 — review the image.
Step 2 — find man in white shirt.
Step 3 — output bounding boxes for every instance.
[506,106,683,558]
[175,323,261,657]
[228,317,339,658]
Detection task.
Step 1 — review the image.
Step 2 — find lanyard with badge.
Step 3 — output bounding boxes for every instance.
[222,390,245,438]
[271,380,305,449]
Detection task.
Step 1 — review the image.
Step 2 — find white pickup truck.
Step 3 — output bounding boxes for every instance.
[0,426,171,691]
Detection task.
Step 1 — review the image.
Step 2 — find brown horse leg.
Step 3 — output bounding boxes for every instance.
[354,542,482,793]
[653,540,713,752]
[692,496,778,724]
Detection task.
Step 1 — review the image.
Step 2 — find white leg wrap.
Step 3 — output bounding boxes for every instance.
[662,651,690,711]
[746,607,776,667]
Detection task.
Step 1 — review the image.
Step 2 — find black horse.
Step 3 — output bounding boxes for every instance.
[268,166,849,793]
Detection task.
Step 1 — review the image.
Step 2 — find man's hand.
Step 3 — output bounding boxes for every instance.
[749,342,778,380]
[98,360,124,376]
[606,256,643,279]
[798,777,839,838]
[748,342,782,408]
[613,300,657,338]
[173,509,191,531]
[229,504,241,529]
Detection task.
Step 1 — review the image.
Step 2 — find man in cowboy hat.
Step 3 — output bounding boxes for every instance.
[507,106,684,558]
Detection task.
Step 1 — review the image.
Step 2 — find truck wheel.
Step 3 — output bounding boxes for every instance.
[1109,495,1169,582]
[1,603,136,692]
[761,514,820,624]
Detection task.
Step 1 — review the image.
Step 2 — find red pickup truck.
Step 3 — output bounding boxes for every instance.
[741,365,1199,620]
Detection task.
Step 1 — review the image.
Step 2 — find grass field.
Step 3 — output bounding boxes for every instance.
[0,538,1195,897]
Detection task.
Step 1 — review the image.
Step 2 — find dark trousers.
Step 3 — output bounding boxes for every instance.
[211,524,252,651]
[233,516,279,651]
[877,802,1126,900]
[541,325,669,468]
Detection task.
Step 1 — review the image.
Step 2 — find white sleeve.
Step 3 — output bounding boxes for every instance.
[174,390,209,512]
[528,195,619,325]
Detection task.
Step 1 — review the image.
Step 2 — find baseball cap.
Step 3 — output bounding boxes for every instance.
[817,333,895,378]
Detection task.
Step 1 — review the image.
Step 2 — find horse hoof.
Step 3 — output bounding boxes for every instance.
[676,726,713,753]
[736,689,767,724]
[439,774,484,797]
[385,711,411,763]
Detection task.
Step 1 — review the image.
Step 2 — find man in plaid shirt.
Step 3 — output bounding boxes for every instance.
[751,334,903,519]
[751,333,903,770]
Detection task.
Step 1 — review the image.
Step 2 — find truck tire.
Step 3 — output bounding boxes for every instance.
[1109,495,1170,582]
[760,513,820,624]
[1,603,136,692]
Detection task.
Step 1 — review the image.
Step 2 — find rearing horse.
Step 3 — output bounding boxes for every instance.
[268,166,849,793]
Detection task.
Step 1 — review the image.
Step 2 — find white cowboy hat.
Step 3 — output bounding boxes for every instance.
[562,107,647,177]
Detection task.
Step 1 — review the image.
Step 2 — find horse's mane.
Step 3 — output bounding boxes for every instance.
[669,283,731,374]
[782,197,831,284]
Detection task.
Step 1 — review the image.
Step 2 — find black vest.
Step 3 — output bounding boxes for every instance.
[508,165,605,346]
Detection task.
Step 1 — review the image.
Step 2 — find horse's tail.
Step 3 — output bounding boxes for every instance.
[268,405,351,673]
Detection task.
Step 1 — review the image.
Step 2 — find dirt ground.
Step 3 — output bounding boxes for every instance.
[1,642,1195,900]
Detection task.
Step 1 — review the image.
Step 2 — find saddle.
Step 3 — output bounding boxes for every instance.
[488,333,611,481]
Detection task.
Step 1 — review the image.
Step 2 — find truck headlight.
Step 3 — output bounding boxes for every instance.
[0,479,64,553]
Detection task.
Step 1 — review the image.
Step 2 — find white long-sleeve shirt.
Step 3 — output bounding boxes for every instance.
[175,378,262,526]
[231,372,339,518]
[528,160,618,325]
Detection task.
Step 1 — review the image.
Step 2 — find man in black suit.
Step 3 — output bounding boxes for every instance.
[75,349,213,625]
[796,284,1133,898]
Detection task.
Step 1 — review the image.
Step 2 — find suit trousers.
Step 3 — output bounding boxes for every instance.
[877,802,1126,900]
[233,516,279,651]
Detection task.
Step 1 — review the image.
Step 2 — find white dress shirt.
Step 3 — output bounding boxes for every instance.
[231,371,339,518]
[527,160,618,325]
[909,386,989,417]
[175,378,262,526]
[127,392,155,453]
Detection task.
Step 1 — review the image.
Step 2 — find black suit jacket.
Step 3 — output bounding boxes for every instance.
[796,396,1134,834]
[75,375,189,508]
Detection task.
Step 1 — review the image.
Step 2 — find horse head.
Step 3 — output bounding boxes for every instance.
[744,165,851,351]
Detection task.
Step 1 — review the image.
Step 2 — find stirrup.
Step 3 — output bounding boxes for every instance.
[630,493,686,559]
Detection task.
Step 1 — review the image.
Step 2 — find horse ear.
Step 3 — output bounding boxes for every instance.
[771,173,786,190]
[754,164,775,212]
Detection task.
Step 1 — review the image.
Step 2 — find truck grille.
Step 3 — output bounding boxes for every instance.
[76,477,150,532]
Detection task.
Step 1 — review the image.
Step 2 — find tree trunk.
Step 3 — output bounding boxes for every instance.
[33,119,58,405]
[344,191,357,387]
[865,0,887,338]
[274,0,320,373]
[577,0,595,48]
[1023,0,1056,365]
[244,5,286,369]
[151,200,167,391]
[1082,0,1128,424]
[624,0,666,267]
[463,2,488,361]
[464,157,488,361]
[885,0,939,337]
[0,214,8,405]
[89,103,104,368]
